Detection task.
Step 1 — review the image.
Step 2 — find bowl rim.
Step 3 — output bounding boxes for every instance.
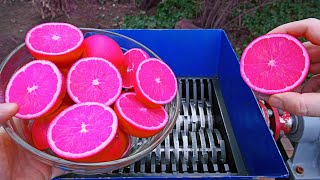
[1,28,180,169]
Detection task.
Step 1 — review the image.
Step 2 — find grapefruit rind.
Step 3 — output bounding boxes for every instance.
[47,102,118,159]
[5,60,64,119]
[88,129,131,162]
[240,33,310,94]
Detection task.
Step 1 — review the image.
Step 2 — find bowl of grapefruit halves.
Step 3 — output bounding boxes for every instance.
[0,22,179,174]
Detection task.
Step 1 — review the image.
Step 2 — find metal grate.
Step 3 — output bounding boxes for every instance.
[60,78,241,178]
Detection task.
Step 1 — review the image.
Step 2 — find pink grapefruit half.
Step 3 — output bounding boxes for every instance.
[25,22,84,68]
[121,48,150,89]
[134,58,177,107]
[114,92,168,138]
[5,60,66,120]
[67,57,122,106]
[47,102,118,161]
[240,33,310,94]
[81,34,124,69]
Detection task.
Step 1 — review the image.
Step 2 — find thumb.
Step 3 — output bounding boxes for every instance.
[267,92,320,117]
[0,103,19,123]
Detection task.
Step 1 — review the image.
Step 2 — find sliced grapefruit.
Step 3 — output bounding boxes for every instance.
[134,58,177,107]
[67,57,122,106]
[114,92,168,138]
[47,102,118,161]
[121,48,150,89]
[5,60,66,119]
[25,22,84,68]
[240,33,310,94]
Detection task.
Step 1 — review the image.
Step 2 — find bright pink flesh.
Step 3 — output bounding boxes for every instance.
[81,34,124,69]
[121,48,150,89]
[47,102,118,160]
[26,23,82,54]
[5,60,65,119]
[67,57,122,106]
[114,92,168,138]
[25,22,84,67]
[240,33,310,94]
[134,58,177,106]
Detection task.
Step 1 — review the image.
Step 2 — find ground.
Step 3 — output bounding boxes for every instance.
[0,1,139,63]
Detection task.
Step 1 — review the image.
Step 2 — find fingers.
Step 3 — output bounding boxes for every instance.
[302,74,320,93]
[304,42,320,74]
[268,18,320,44]
[309,63,320,74]
[267,92,320,116]
[268,18,320,46]
[0,103,19,123]
[304,42,320,64]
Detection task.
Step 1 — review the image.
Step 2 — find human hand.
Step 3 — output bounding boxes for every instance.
[267,18,320,116]
[0,103,64,179]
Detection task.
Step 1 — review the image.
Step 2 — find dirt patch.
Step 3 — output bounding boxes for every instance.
[0,0,139,63]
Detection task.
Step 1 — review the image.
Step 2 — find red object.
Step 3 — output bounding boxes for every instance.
[279,111,293,135]
[259,101,293,141]
[32,102,72,150]
[89,129,131,162]
[264,102,281,140]
[82,34,124,69]
[258,101,270,128]
[32,118,52,150]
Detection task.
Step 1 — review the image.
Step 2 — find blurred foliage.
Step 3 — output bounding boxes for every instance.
[121,0,196,28]
[122,0,320,57]
[234,0,320,56]
[242,0,320,42]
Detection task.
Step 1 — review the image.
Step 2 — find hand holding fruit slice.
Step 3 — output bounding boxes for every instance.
[240,33,310,95]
